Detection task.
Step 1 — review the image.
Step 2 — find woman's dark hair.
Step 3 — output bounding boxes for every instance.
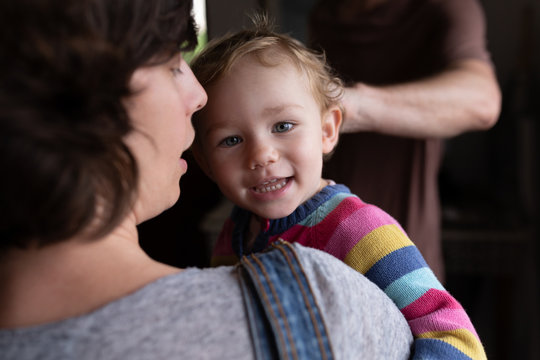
[0,0,198,248]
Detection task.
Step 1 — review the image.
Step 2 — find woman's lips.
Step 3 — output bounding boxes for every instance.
[253,177,289,193]
[178,157,188,173]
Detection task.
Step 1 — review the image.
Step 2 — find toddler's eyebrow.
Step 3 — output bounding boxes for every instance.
[262,104,303,117]
[203,122,229,137]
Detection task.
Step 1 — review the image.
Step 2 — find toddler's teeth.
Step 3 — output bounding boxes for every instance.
[254,178,288,193]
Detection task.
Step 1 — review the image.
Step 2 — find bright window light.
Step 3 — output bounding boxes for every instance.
[185,0,207,63]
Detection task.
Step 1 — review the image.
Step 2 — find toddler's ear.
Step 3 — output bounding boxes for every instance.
[321,105,342,154]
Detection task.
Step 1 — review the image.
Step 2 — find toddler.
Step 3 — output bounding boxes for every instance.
[190,20,486,360]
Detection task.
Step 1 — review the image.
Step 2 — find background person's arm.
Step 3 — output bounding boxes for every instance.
[341,59,501,138]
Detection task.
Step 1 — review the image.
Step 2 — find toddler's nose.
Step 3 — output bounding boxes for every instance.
[247,142,279,170]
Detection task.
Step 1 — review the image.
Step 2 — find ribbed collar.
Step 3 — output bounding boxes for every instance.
[230,183,350,256]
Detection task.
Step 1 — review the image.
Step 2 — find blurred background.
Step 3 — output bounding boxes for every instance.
[139,1,540,359]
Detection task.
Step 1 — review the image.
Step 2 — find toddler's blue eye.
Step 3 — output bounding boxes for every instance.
[220,136,242,147]
[274,122,293,133]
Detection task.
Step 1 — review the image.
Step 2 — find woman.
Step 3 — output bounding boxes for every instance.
[0,1,412,358]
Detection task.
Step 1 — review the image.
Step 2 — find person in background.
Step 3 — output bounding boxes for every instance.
[308,0,502,281]
[0,1,413,359]
[190,20,486,359]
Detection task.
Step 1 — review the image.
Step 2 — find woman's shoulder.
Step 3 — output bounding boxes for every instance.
[290,243,390,298]
[1,248,412,359]
[291,243,413,359]
[0,267,254,360]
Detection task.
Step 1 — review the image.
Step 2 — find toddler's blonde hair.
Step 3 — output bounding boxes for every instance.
[190,14,344,114]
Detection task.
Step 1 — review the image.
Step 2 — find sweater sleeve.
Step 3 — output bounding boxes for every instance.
[325,197,486,360]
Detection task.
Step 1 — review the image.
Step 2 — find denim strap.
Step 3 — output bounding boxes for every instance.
[238,241,334,360]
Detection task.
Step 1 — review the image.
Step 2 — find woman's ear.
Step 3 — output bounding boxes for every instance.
[321,105,342,154]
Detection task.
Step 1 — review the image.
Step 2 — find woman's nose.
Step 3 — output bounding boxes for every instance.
[186,64,208,114]
[192,77,208,113]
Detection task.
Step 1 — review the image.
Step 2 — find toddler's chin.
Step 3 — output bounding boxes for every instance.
[253,206,297,221]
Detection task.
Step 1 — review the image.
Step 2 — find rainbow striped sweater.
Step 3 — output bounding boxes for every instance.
[211,184,486,360]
